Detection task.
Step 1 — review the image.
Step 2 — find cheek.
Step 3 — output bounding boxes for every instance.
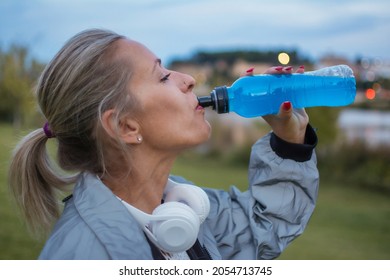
[178,114,212,144]
[139,89,181,116]
[143,112,211,149]
[139,107,182,140]
[137,93,210,146]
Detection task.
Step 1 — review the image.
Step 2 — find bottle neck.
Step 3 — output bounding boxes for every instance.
[197,96,213,108]
[197,86,229,114]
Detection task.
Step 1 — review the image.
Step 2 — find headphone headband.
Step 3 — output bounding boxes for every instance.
[118,179,210,253]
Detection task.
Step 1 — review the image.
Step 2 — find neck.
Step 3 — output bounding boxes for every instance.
[102,149,177,214]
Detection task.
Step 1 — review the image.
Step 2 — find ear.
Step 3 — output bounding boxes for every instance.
[101,109,141,144]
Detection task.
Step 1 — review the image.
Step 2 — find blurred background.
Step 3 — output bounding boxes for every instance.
[0,0,389,259]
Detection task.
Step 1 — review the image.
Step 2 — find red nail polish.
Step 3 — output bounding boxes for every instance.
[284,66,293,71]
[283,101,292,110]
[275,66,283,71]
[299,65,305,69]
[246,67,254,73]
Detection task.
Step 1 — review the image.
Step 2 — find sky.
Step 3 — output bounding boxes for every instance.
[1,0,390,65]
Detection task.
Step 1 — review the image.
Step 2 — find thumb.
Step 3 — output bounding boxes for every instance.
[278,101,292,119]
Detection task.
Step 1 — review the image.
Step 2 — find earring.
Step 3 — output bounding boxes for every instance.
[136,135,143,143]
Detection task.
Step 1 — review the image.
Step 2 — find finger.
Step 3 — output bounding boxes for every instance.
[263,101,293,123]
[265,66,294,74]
[278,101,293,119]
[241,67,255,77]
[296,65,305,74]
[264,66,283,74]
[283,66,293,73]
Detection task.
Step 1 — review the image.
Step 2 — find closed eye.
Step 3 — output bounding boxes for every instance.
[160,73,171,83]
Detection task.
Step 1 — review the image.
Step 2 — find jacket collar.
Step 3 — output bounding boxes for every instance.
[73,172,154,259]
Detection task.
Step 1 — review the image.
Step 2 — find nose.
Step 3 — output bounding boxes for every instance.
[180,73,195,93]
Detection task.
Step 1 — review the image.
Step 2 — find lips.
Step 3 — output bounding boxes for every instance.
[194,95,204,110]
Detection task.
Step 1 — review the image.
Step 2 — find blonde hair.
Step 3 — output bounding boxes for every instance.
[8,29,138,236]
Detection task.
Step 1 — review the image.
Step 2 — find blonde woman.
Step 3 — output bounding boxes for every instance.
[9,29,318,260]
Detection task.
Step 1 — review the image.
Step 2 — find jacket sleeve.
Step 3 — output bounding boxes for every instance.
[204,125,319,260]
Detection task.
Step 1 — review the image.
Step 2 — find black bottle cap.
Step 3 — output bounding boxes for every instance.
[213,86,229,114]
[197,96,214,108]
[197,86,229,114]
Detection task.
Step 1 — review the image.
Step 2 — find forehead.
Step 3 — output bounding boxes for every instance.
[114,39,157,70]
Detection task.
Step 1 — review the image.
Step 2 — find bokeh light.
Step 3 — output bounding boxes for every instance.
[365,88,376,100]
[278,52,290,65]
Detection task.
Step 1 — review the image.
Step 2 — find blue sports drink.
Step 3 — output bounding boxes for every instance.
[197,65,356,118]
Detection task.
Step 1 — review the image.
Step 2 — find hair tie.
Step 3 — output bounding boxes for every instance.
[43,122,56,138]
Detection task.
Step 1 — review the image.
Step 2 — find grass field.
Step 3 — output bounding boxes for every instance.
[1,123,389,259]
[173,155,390,260]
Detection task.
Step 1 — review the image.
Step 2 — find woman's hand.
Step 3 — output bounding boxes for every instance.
[246,66,308,144]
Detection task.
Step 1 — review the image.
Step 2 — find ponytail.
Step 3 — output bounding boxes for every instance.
[8,128,77,237]
[8,28,135,237]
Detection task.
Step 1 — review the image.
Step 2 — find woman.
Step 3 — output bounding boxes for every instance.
[8,29,318,260]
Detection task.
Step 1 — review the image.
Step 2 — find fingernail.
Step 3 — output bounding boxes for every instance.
[246,67,254,73]
[284,66,293,71]
[283,101,292,111]
[299,65,305,69]
[275,66,283,71]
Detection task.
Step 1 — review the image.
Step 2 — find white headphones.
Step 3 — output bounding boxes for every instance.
[119,179,210,253]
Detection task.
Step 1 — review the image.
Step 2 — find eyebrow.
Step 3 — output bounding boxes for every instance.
[153,58,162,73]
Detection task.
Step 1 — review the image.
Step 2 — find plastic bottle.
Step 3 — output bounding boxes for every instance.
[197,65,356,118]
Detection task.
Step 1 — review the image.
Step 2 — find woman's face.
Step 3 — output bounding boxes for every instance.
[116,39,211,153]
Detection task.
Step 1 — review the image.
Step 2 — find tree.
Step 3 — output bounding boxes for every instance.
[0,45,44,128]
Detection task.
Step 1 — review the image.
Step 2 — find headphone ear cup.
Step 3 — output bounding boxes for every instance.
[165,184,210,223]
[151,202,200,253]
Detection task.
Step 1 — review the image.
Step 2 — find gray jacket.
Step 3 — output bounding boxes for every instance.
[39,130,319,260]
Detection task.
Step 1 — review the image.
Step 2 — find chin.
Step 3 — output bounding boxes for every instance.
[183,121,211,147]
[189,129,211,148]
[201,122,212,140]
